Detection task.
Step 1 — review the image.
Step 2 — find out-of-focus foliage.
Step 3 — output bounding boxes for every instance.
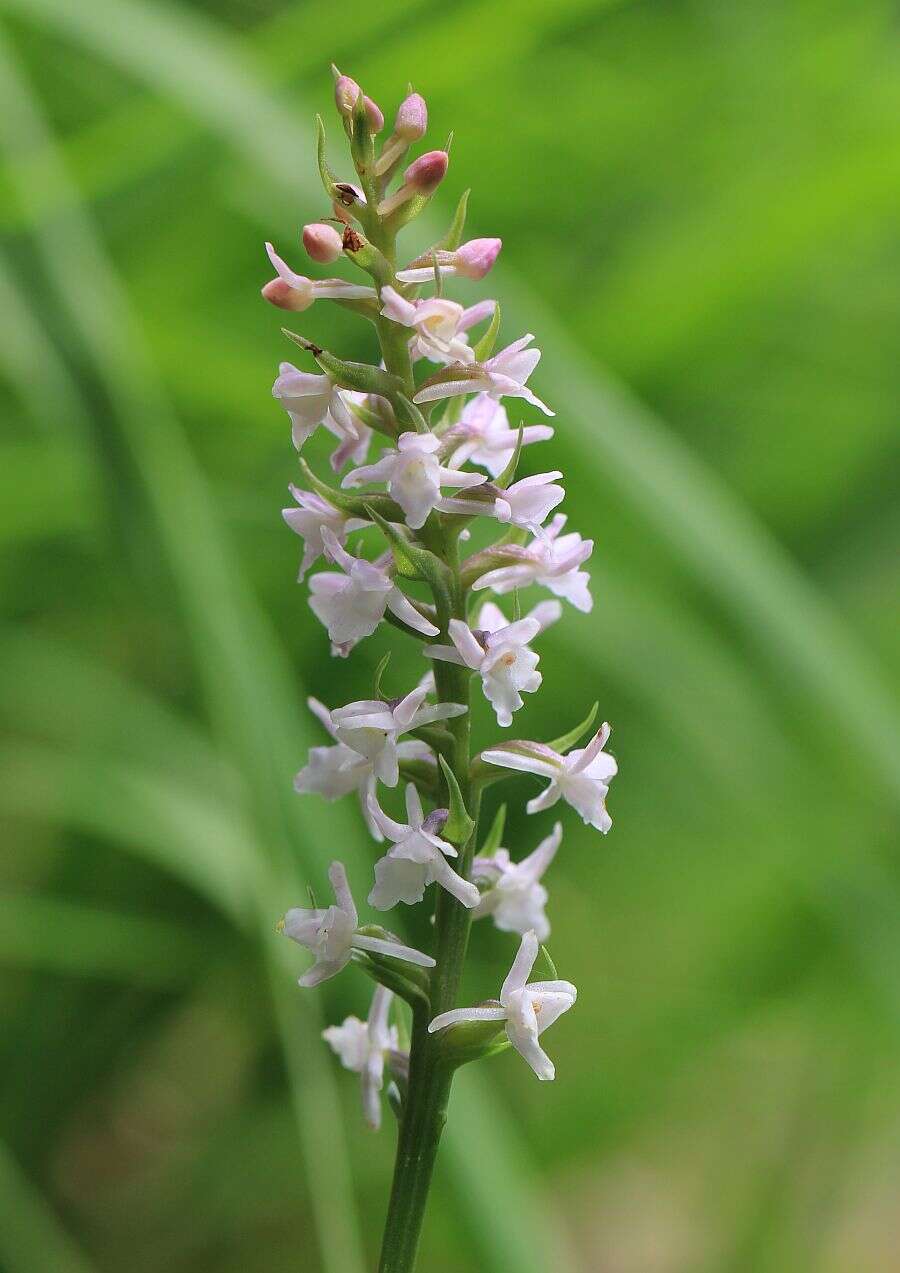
[1,0,898,1269]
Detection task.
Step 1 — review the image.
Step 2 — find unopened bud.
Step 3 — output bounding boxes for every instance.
[404,149,448,195]
[395,92,427,141]
[261,277,314,312]
[302,222,343,264]
[455,237,502,280]
[363,95,384,134]
[333,71,361,118]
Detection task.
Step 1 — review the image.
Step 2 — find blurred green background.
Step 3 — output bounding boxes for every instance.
[1,0,899,1270]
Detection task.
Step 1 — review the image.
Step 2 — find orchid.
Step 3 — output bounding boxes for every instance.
[342,431,487,530]
[323,986,405,1130]
[380,287,495,365]
[308,527,439,653]
[294,697,433,839]
[472,822,562,940]
[262,241,376,312]
[281,861,435,987]
[446,395,554,478]
[481,723,618,832]
[472,513,594,612]
[265,70,615,1271]
[367,784,480,910]
[331,685,466,787]
[425,599,560,726]
[282,485,368,580]
[429,930,576,1080]
[413,334,554,416]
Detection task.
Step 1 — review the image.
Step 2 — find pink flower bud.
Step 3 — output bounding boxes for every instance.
[455,237,502,280]
[364,96,385,134]
[403,149,448,195]
[334,72,361,118]
[302,222,343,264]
[395,92,427,141]
[261,278,314,312]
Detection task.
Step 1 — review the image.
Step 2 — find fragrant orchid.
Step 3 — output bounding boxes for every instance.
[481,723,617,832]
[413,334,554,416]
[342,432,487,530]
[281,861,435,988]
[331,684,466,787]
[472,822,562,940]
[429,930,576,1080]
[367,785,480,910]
[323,986,404,1129]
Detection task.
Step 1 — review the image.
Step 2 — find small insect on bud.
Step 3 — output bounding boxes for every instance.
[455,237,502,280]
[302,222,344,264]
[404,149,448,195]
[395,92,427,142]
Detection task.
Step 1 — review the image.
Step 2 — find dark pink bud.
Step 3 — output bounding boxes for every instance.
[302,222,343,264]
[403,149,448,195]
[455,237,502,280]
[395,92,427,141]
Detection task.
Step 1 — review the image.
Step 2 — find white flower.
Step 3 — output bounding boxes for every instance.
[323,986,402,1129]
[343,432,487,531]
[494,472,565,532]
[426,599,561,727]
[447,395,554,478]
[282,861,435,988]
[308,528,439,652]
[472,514,593,612]
[293,697,432,839]
[429,930,576,1080]
[380,287,495,365]
[472,822,562,940]
[367,784,480,910]
[326,390,374,473]
[272,360,360,452]
[413,335,554,417]
[282,485,368,580]
[331,684,466,787]
[262,241,376,312]
[480,723,617,832]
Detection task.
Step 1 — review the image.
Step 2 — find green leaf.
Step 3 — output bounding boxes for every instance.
[364,504,424,580]
[479,803,507,857]
[395,393,430,435]
[298,457,402,520]
[496,422,524,490]
[0,1138,99,1273]
[436,187,470,251]
[315,112,339,199]
[438,755,475,845]
[535,943,559,981]
[281,330,404,399]
[473,301,501,362]
[546,701,599,754]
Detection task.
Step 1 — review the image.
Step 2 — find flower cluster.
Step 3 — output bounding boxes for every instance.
[269,70,616,1147]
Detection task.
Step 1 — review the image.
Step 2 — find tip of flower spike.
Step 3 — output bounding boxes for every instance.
[404,149,448,194]
[333,70,361,118]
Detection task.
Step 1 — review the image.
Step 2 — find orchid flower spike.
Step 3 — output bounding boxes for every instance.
[481,722,617,832]
[272,361,359,452]
[472,514,594,612]
[262,242,376,311]
[342,431,487,530]
[446,395,554,478]
[380,288,495,366]
[397,237,502,283]
[367,784,480,910]
[472,821,562,940]
[281,861,435,988]
[294,698,433,839]
[308,528,439,654]
[413,334,554,416]
[282,485,368,580]
[323,986,405,1129]
[429,930,576,1080]
[331,684,466,787]
[426,599,561,726]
